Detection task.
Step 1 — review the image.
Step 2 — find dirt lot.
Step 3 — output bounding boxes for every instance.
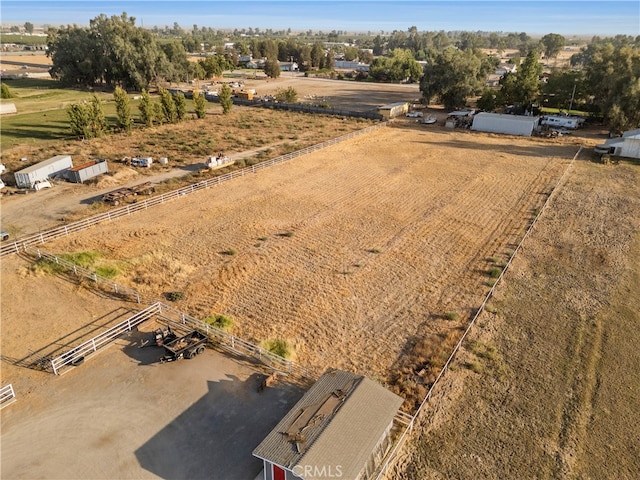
[0,325,304,480]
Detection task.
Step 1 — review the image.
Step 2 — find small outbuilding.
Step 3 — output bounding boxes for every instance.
[472,112,540,137]
[14,154,73,188]
[253,368,404,480]
[65,158,109,183]
[595,129,640,159]
[378,102,409,119]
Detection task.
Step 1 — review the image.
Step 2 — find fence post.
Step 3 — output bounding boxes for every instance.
[92,338,97,352]
[52,360,58,375]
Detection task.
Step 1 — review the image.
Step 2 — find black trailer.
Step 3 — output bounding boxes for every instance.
[160,330,207,363]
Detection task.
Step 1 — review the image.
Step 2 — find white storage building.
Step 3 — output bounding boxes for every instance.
[472,113,540,137]
[595,129,640,159]
[14,155,73,188]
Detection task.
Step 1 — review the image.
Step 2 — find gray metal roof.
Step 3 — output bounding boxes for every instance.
[253,369,403,479]
[16,155,72,174]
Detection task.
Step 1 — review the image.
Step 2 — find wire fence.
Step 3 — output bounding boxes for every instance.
[375,145,583,479]
[0,384,16,409]
[1,122,387,258]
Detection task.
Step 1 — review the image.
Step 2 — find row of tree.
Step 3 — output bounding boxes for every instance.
[44,12,639,132]
[66,84,234,138]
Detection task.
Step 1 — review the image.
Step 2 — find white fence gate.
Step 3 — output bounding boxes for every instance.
[0,384,16,409]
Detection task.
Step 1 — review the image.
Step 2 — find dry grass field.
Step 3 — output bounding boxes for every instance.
[2,67,638,478]
[15,125,575,409]
[396,153,640,479]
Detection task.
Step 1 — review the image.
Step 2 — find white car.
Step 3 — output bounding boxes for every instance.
[32,180,52,191]
[406,111,423,118]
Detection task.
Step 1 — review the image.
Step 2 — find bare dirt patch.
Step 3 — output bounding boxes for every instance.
[33,125,575,409]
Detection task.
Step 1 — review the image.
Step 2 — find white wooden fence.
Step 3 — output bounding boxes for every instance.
[50,304,160,374]
[0,384,16,409]
[48,301,318,380]
[1,123,387,258]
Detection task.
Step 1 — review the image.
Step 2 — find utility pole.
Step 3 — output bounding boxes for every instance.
[568,81,577,114]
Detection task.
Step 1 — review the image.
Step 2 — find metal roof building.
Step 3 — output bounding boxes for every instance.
[14,155,73,188]
[253,368,403,480]
[471,112,540,137]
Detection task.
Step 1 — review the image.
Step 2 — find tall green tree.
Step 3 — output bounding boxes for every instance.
[67,103,91,138]
[47,12,183,90]
[159,87,177,123]
[264,58,281,78]
[584,43,640,132]
[420,48,487,109]
[500,50,543,107]
[113,86,132,132]
[193,90,207,119]
[89,95,107,137]
[218,84,233,114]
[174,92,187,121]
[138,89,154,126]
[540,33,566,59]
[24,22,34,34]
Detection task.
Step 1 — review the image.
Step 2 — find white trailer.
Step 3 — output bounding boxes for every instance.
[540,115,583,129]
[471,113,539,137]
[14,155,73,188]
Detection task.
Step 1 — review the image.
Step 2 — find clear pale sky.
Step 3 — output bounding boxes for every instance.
[1,1,638,37]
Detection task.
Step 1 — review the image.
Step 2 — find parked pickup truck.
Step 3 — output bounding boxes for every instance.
[160,330,207,363]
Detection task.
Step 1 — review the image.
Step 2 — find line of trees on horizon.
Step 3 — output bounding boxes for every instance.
[27,12,640,133]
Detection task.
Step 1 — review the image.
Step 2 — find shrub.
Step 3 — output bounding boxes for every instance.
[95,265,119,279]
[368,248,382,254]
[204,314,233,331]
[164,291,185,302]
[62,250,102,268]
[1,83,15,99]
[32,258,66,275]
[262,339,293,359]
[221,248,237,256]
[488,267,502,278]
[445,311,459,321]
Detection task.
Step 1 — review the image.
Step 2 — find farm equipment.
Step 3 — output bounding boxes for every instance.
[160,330,207,363]
[101,182,155,206]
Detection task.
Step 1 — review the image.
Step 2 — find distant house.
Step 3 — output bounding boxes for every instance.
[334,60,370,72]
[279,62,299,72]
[253,368,404,480]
